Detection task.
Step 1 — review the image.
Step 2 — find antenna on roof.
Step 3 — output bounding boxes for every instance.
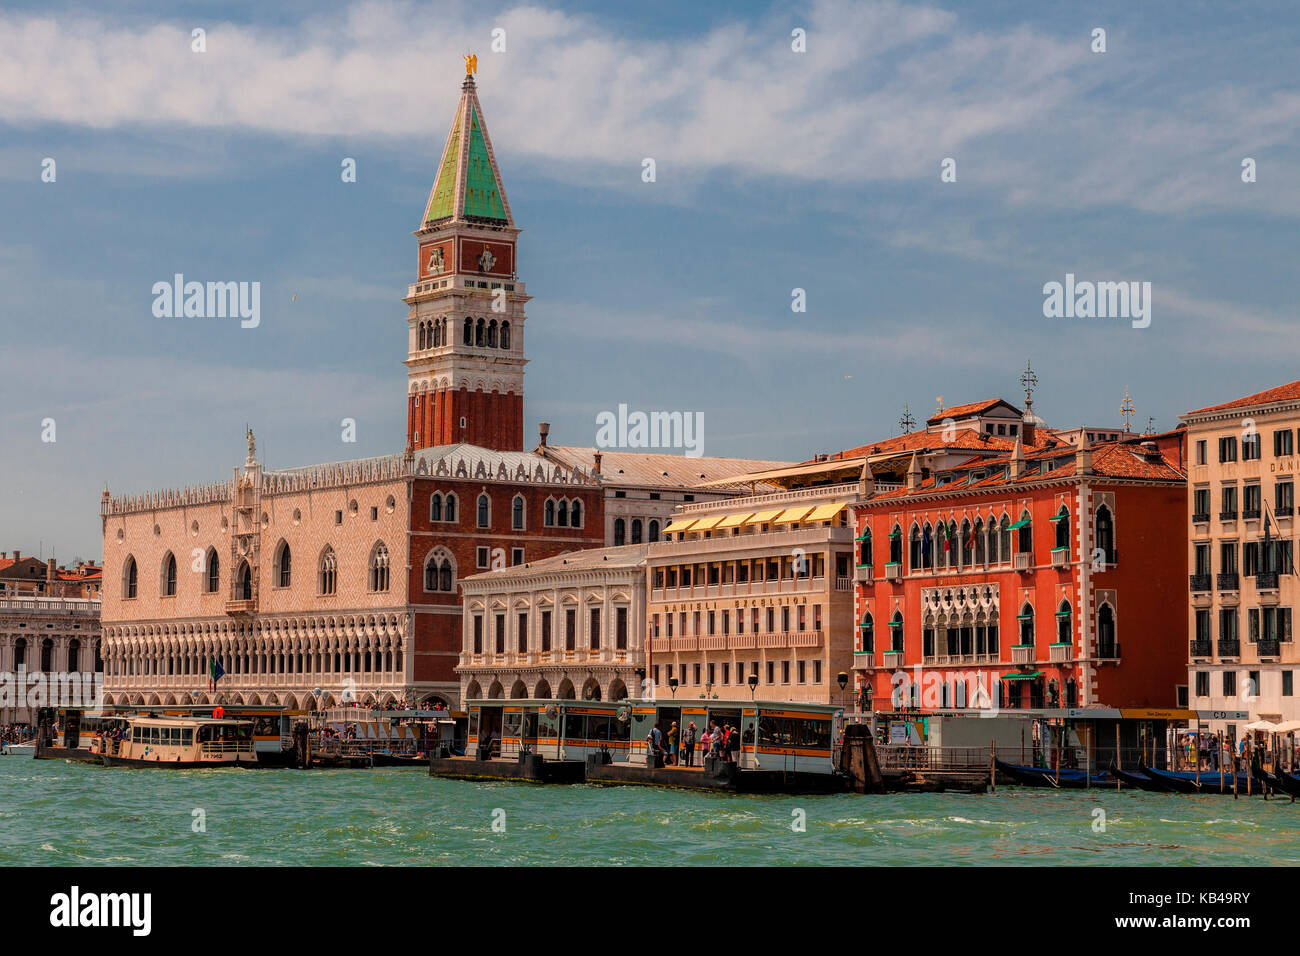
[898,404,916,434]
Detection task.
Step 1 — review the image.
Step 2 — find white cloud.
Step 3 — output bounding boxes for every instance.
[1,1,1295,215]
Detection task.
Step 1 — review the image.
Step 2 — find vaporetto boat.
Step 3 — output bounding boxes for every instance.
[92,715,258,768]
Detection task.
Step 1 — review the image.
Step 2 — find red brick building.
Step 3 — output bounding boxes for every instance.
[852,429,1187,715]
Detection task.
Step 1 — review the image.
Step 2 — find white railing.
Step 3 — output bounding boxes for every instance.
[0,596,100,616]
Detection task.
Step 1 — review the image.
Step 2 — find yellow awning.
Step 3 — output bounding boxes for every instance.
[690,514,726,531]
[773,506,814,524]
[716,512,751,528]
[744,509,785,526]
[661,518,696,535]
[804,501,849,522]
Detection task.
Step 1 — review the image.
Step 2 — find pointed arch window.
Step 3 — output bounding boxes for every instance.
[1016,511,1033,555]
[370,542,391,592]
[888,524,903,565]
[463,317,472,345]
[1053,506,1070,551]
[1055,600,1072,644]
[487,319,498,348]
[1097,604,1117,658]
[477,493,490,528]
[275,541,291,588]
[235,560,252,601]
[909,524,922,571]
[544,498,556,526]
[161,552,177,597]
[206,548,221,593]
[475,318,485,346]
[319,547,338,596]
[859,613,874,653]
[511,495,525,530]
[999,514,1012,561]
[570,500,582,527]
[1017,604,1034,646]
[557,500,569,528]
[444,494,457,523]
[857,528,872,567]
[1095,504,1115,563]
[973,518,985,565]
[500,321,510,349]
[889,611,904,652]
[960,519,972,568]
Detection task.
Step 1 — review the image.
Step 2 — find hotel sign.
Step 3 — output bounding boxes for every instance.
[1197,709,1248,720]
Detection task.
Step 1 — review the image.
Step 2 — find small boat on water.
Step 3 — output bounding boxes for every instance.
[1138,760,1255,795]
[994,759,1108,789]
[2,741,35,756]
[93,715,258,768]
[1263,768,1300,797]
[1107,762,1156,789]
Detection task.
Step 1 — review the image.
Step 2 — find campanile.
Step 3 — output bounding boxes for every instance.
[405,61,528,452]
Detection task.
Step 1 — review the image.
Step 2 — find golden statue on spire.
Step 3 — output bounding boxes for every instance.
[464,53,478,75]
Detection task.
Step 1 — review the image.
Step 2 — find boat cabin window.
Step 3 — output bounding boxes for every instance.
[757,715,832,751]
[182,729,193,746]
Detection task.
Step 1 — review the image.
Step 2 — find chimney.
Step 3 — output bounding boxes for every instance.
[538,422,550,448]
[1140,440,1163,464]
[858,460,875,498]
[906,452,922,491]
[1075,432,1092,475]
[12,549,19,561]
[592,451,602,475]
[46,558,56,583]
[1020,417,1035,448]
[1009,440,1025,479]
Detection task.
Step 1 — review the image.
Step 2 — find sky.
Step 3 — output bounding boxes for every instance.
[0,0,1297,561]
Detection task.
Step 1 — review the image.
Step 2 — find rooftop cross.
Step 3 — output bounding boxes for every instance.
[1120,387,1136,432]
[899,404,916,434]
[1020,360,1038,407]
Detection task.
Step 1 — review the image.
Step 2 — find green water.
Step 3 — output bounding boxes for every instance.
[3,755,1299,866]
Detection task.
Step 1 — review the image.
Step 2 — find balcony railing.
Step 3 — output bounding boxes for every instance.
[1243,508,1262,520]
[1257,639,1282,658]
[1189,573,1212,592]
[1219,510,1238,521]
[1048,642,1073,662]
[884,563,902,581]
[1217,573,1240,591]
[1217,638,1240,658]
[1189,639,1212,658]
[1010,645,1035,664]
[882,650,904,668]
[834,576,853,591]
[1192,512,1210,524]
[1096,640,1121,660]
[1013,552,1031,571]
[1050,548,1069,568]
[854,564,873,583]
[1257,571,1280,590]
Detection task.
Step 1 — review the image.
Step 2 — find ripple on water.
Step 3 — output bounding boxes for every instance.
[5,761,1300,865]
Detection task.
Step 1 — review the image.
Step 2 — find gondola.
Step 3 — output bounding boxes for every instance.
[1264,768,1300,798]
[994,759,1108,789]
[1138,760,1255,795]
[1107,762,1160,791]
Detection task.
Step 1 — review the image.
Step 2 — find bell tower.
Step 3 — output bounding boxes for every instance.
[405,60,528,452]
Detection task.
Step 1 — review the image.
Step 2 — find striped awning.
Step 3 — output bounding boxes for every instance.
[717,512,751,528]
[690,514,726,531]
[804,501,849,522]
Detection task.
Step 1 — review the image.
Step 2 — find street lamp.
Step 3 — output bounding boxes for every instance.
[837,671,848,710]
[747,674,758,700]
[668,677,679,699]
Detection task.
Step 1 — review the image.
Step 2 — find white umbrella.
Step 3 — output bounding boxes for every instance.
[1244,719,1277,731]
[1271,720,1300,734]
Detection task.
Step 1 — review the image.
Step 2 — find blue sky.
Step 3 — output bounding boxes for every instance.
[1,0,1298,560]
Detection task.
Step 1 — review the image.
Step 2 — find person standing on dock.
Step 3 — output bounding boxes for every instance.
[667,722,679,766]
[682,722,697,767]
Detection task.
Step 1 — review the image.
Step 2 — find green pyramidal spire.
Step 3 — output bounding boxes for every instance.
[422,71,512,227]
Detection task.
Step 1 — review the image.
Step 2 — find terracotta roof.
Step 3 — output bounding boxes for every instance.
[865,439,1183,501]
[822,424,1058,464]
[925,398,1020,425]
[1185,379,1300,416]
[539,446,792,491]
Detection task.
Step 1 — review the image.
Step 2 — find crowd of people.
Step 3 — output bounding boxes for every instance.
[1,723,32,744]
[645,718,742,766]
